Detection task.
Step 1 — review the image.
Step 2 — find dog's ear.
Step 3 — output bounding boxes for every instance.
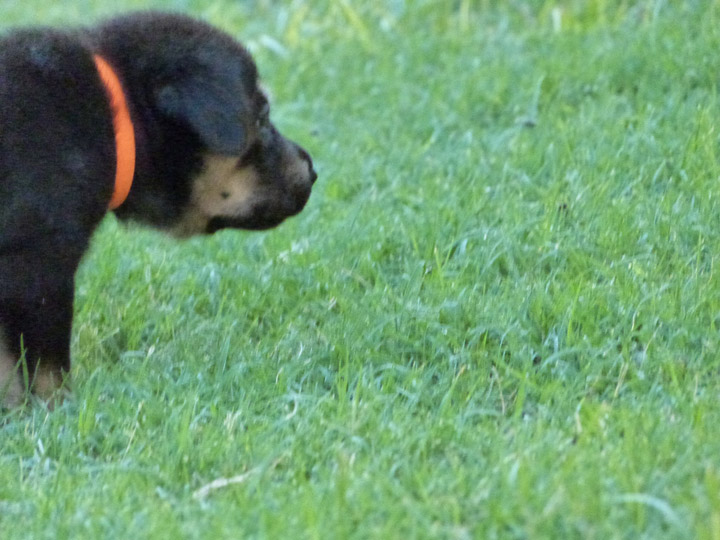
[155,80,246,155]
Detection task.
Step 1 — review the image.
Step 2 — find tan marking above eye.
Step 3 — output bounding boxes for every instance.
[171,154,260,237]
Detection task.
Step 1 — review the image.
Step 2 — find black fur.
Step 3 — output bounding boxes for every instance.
[0,12,317,404]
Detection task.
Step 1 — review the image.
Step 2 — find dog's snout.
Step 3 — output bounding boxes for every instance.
[297,146,317,185]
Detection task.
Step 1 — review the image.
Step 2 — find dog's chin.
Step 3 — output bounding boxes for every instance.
[205,214,287,234]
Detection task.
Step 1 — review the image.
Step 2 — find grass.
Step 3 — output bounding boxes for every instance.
[2,0,720,537]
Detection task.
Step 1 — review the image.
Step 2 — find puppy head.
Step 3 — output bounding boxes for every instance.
[135,17,317,236]
[98,13,317,235]
[169,91,317,237]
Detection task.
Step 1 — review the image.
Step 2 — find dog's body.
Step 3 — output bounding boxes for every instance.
[0,13,317,406]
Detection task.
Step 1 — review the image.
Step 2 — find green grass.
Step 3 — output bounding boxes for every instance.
[2,0,720,537]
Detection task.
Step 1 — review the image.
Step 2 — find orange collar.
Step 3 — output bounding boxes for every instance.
[93,55,135,210]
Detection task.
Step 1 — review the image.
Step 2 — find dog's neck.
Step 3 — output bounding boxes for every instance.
[94,54,135,211]
[91,47,202,230]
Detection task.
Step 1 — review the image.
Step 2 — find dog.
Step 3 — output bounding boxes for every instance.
[0,12,317,407]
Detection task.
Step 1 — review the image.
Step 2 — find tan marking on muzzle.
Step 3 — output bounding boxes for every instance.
[0,335,23,408]
[172,154,259,237]
[284,153,312,182]
[280,138,314,190]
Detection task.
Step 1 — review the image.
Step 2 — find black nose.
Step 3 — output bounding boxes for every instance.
[297,147,318,185]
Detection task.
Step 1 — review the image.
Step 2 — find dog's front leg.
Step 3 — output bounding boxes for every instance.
[0,283,74,407]
[0,333,23,407]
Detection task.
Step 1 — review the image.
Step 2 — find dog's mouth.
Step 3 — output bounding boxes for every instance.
[206,214,285,233]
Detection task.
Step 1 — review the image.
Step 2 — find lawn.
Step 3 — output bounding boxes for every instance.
[1,0,720,538]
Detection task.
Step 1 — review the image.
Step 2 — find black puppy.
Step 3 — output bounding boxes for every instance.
[0,12,317,406]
